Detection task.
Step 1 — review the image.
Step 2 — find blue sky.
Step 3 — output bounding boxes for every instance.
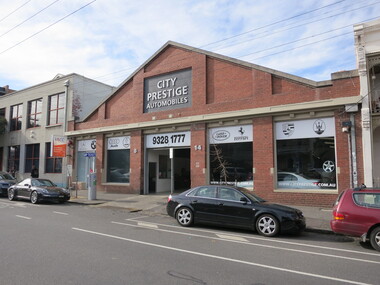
[1,0,380,91]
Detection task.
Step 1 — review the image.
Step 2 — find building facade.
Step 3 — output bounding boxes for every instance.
[66,42,362,207]
[0,74,114,186]
[354,18,380,187]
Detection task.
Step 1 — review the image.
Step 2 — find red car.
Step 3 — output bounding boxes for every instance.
[330,186,380,251]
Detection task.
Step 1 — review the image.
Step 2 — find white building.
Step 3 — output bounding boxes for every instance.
[354,18,380,187]
[0,73,114,187]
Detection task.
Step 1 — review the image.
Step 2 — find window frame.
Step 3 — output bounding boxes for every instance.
[10,104,23,131]
[275,118,337,191]
[25,144,40,173]
[353,193,380,209]
[48,93,65,126]
[218,186,245,202]
[27,98,42,128]
[106,136,131,184]
[191,186,217,198]
[45,142,62,173]
[7,145,20,172]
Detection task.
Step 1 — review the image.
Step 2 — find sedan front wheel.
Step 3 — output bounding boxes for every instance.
[30,191,39,204]
[176,207,193,227]
[256,214,280,237]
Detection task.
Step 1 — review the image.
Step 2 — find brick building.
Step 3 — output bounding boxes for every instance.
[66,41,362,207]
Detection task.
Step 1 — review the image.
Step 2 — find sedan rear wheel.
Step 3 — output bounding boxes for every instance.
[8,188,16,201]
[176,207,193,227]
[30,191,39,204]
[370,226,380,252]
[256,214,280,237]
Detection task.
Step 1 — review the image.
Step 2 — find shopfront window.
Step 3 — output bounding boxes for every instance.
[209,125,253,188]
[77,139,96,183]
[107,136,130,183]
[275,118,336,190]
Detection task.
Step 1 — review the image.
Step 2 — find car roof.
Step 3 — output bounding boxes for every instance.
[351,186,380,192]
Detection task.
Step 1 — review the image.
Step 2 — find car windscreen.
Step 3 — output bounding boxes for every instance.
[0,173,14,180]
[35,180,55,187]
[236,187,266,202]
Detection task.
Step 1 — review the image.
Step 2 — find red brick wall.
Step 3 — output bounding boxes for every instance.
[73,44,361,206]
[75,46,359,132]
[190,123,207,186]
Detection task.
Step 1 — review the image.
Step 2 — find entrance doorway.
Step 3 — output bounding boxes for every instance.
[145,148,190,194]
[77,153,96,189]
[173,148,190,192]
[148,162,157,193]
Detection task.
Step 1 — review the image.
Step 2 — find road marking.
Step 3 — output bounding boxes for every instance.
[53,211,69,215]
[137,222,158,229]
[111,221,380,265]
[72,227,371,285]
[13,203,28,208]
[127,216,149,221]
[216,234,248,242]
[125,219,380,257]
[0,202,10,209]
[16,215,31,220]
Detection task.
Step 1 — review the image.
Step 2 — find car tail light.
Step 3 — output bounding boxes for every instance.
[168,194,172,202]
[333,210,345,220]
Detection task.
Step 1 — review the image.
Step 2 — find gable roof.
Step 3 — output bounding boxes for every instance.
[80,40,357,122]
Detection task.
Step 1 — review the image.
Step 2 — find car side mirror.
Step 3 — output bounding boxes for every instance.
[240,197,249,204]
[24,184,30,187]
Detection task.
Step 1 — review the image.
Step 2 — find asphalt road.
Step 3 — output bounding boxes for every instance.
[0,198,379,285]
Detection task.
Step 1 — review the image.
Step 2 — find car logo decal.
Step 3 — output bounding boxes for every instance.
[313,119,326,135]
[282,123,295,136]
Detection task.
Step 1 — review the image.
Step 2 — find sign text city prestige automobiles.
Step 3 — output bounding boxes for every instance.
[144,69,192,113]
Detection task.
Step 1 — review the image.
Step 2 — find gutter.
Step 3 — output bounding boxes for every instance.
[65,96,361,137]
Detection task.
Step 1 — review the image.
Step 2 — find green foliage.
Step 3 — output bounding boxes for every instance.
[0,117,7,134]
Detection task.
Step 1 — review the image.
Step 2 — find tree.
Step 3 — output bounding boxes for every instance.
[211,144,230,184]
[0,117,7,134]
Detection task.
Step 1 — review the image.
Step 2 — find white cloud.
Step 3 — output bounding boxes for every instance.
[0,0,380,90]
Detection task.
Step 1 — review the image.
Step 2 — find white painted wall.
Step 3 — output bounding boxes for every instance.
[0,74,114,187]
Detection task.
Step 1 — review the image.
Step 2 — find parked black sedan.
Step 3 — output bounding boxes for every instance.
[8,178,70,204]
[167,185,306,237]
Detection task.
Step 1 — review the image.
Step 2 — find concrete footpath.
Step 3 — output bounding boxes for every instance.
[68,189,333,234]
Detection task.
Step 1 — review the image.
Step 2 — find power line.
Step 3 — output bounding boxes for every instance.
[0,0,31,23]
[200,0,348,49]
[0,0,97,55]
[1,0,376,90]
[210,0,379,53]
[0,0,61,39]
[251,31,352,61]
[93,1,380,86]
